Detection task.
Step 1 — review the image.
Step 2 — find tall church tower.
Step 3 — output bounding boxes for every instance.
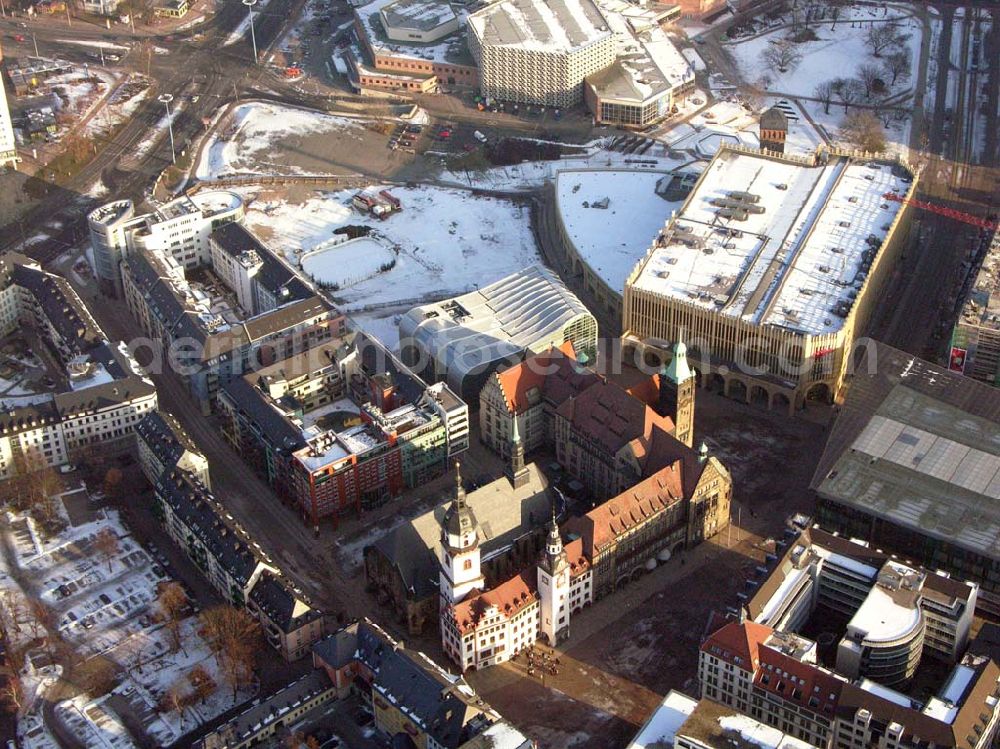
[659,338,696,448]
[537,507,570,646]
[439,462,485,607]
[506,414,530,489]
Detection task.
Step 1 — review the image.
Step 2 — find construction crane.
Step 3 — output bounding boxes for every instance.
[882,192,998,231]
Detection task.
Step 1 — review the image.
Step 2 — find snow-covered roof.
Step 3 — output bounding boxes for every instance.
[399,265,595,396]
[629,149,911,337]
[381,0,456,31]
[469,0,612,53]
[626,690,697,749]
[356,0,472,64]
[586,0,693,104]
[844,583,922,645]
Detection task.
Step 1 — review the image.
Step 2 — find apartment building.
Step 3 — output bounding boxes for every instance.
[218,332,468,528]
[118,224,344,412]
[135,410,210,488]
[312,619,533,749]
[950,230,1000,384]
[152,469,327,660]
[247,571,325,662]
[87,191,244,296]
[0,253,158,478]
[699,620,1000,749]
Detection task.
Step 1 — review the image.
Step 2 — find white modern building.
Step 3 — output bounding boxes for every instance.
[467,0,616,107]
[0,73,18,169]
[399,264,598,403]
[87,191,244,296]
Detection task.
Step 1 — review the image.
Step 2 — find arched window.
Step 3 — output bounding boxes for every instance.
[464,559,473,571]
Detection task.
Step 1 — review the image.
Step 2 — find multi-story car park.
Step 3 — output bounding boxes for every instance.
[87,191,244,297]
[622,146,916,413]
[949,230,1000,384]
[467,0,617,107]
[0,253,158,478]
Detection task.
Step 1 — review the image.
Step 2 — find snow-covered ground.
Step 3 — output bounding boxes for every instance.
[195,102,366,179]
[726,13,921,99]
[84,75,151,138]
[4,488,252,748]
[241,185,540,348]
[300,236,396,289]
[224,0,273,46]
[555,170,683,295]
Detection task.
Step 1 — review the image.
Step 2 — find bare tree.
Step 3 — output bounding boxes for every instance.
[835,78,866,112]
[199,607,262,700]
[814,80,836,114]
[93,528,119,573]
[0,676,24,715]
[27,599,55,642]
[158,582,189,654]
[760,38,803,73]
[839,109,887,152]
[188,665,216,704]
[103,467,123,499]
[77,657,118,698]
[882,50,911,88]
[857,64,884,99]
[120,635,147,675]
[865,21,907,57]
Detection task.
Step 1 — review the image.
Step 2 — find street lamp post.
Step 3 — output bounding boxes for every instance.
[158,93,175,164]
[242,0,259,64]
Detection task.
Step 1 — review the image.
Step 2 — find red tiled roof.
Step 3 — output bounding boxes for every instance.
[626,373,662,411]
[755,643,844,717]
[494,342,601,414]
[564,537,590,576]
[448,571,538,635]
[566,463,688,555]
[701,620,773,670]
[556,380,675,457]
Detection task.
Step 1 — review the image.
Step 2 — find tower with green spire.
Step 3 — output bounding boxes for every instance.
[659,337,696,447]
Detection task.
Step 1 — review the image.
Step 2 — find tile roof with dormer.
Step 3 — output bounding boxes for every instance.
[493,341,601,414]
[565,462,689,556]
[447,571,539,636]
[700,620,773,671]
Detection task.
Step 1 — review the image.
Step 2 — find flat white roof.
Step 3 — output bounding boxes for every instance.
[846,583,921,644]
[469,0,612,53]
[627,690,696,749]
[629,149,909,337]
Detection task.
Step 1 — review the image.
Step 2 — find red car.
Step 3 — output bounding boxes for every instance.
[13,34,25,42]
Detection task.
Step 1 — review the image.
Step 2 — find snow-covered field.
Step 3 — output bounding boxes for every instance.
[241,185,540,348]
[301,236,396,289]
[195,102,366,178]
[556,170,683,295]
[84,75,151,138]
